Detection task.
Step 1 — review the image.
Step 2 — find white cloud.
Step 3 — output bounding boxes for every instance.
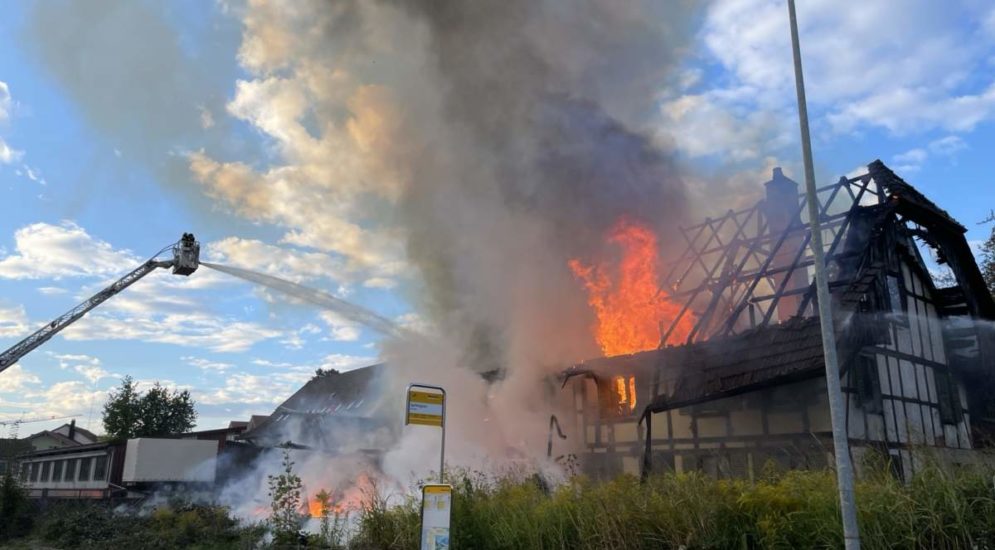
[658,91,792,161]
[185,3,418,289]
[21,165,46,185]
[889,135,969,174]
[667,0,995,160]
[206,237,355,285]
[37,286,67,295]
[197,352,374,405]
[0,139,21,164]
[827,84,995,135]
[0,82,23,164]
[183,355,235,372]
[362,277,397,290]
[0,222,138,280]
[75,365,112,384]
[394,311,434,335]
[21,381,105,423]
[61,311,282,353]
[0,304,29,337]
[929,135,968,156]
[0,81,11,122]
[892,148,928,173]
[319,311,361,342]
[318,353,375,373]
[0,365,41,393]
[50,353,113,384]
[198,372,294,405]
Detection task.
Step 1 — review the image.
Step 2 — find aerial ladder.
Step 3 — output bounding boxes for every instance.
[0,233,200,375]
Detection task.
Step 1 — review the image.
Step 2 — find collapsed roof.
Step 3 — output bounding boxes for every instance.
[566,160,994,415]
[240,364,388,452]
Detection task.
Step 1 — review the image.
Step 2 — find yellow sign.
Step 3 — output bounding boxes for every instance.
[407,390,444,427]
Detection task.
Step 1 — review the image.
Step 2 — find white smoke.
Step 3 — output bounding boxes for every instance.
[193,0,707,515]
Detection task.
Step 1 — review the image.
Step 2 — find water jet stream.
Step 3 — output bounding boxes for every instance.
[201,262,407,339]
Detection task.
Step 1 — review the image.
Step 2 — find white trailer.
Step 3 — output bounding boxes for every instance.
[122,438,217,484]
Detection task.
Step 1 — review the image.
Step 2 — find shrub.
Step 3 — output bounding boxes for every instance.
[0,472,33,541]
[32,501,264,549]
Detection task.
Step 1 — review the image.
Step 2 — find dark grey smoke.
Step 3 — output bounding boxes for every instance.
[201,262,407,339]
[384,1,700,368]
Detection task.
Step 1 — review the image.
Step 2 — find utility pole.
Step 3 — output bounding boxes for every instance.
[786,1,861,548]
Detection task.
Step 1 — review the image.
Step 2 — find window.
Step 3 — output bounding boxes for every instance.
[611,375,638,415]
[935,370,963,425]
[64,459,77,482]
[52,460,63,482]
[40,461,51,483]
[886,275,902,313]
[29,462,39,482]
[93,455,108,481]
[20,462,28,481]
[78,457,92,481]
[855,355,883,414]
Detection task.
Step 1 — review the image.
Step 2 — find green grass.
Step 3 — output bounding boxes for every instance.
[351,464,995,550]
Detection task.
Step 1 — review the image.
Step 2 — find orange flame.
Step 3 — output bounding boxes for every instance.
[307,473,374,518]
[612,375,638,412]
[569,217,694,356]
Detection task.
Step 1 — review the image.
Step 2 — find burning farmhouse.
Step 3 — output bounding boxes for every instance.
[558,160,995,481]
[238,160,994,488]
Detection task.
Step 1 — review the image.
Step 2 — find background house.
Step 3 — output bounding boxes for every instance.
[16,423,249,500]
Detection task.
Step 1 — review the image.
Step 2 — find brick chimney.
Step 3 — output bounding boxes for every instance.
[763,167,807,321]
[68,419,76,441]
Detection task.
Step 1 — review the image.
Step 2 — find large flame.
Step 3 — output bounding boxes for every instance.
[569,217,694,356]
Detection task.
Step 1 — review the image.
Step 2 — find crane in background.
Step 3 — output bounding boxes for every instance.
[0,414,81,439]
[0,233,200,376]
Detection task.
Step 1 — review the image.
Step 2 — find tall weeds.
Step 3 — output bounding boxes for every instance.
[351,464,995,549]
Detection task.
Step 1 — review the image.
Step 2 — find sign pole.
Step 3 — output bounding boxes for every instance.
[405,383,447,483]
[406,384,451,550]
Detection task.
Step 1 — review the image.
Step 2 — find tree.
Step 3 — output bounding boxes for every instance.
[0,472,32,541]
[313,368,340,379]
[980,211,995,297]
[268,449,306,546]
[102,376,197,439]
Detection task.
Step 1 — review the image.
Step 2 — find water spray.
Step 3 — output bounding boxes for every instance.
[200,261,409,339]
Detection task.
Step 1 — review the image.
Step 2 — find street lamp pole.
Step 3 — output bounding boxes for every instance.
[786,1,861,548]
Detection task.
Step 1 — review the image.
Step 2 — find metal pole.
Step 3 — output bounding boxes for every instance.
[440,387,446,484]
[786,1,861,548]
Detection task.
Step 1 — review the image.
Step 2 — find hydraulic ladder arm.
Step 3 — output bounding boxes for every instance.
[0,233,200,375]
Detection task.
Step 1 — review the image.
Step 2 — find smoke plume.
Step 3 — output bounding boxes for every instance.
[187,0,706,485]
[30,0,709,512]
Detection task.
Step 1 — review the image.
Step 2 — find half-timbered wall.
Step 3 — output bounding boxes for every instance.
[568,252,974,480]
[842,250,972,479]
[570,375,834,479]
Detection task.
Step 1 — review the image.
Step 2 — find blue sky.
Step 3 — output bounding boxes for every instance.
[1,0,993,434]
